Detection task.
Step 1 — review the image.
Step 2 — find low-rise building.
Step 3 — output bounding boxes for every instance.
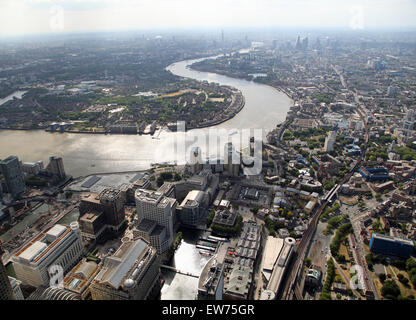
[63,259,101,300]
[223,264,253,300]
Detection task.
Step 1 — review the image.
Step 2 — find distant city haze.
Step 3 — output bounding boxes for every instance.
[1,0,416,36]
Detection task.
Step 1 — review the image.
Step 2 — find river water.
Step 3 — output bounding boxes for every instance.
[0,55,292,299]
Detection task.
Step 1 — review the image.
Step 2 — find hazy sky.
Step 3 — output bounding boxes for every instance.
[0,0,415,36]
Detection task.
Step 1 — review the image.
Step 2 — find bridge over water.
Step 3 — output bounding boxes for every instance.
[160,265,200,278]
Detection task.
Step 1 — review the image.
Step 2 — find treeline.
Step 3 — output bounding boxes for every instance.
[320,258,336,300]
[320,202,341,221]
[324,214,349,234]
[156,172,181,187]
[330,223,352,262]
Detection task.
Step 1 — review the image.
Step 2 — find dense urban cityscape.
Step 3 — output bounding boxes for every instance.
[0,1,416,310]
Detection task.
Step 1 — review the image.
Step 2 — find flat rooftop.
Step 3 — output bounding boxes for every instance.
[94,239,151,289]
[372,232,414,245]
[15,224,72,264]
[67,172,147,194]
[80,192,100,204]
[99,188,122,200]
[135,189,163,203]
[262,237,284,272]
[137,219,157,233]
[79,211,103,223]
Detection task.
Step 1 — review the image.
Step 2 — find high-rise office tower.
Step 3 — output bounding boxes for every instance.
[315,37,321,50]
[79,188,126,238]
[403,109,415,130]
[387,86,397,97]
[295,35,301,50]
[189,147,203,175]
[99,188,126,231]
[0,156,26,199]
[0,241,16,300]
[224,142,240,177]
[46,156,66,180]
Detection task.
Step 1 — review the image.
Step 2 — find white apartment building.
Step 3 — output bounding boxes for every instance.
[133,189,177,254]
[12,222,84,287]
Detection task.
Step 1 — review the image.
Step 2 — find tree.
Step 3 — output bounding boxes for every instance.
[366,253,374,271]
[305,257,312,267]
[206,210,215,227]
[398,274,409,286]
[324,180,335,190]
[336,254,346,264]
[160,172,173,180]
[156,176,164,187]
[378,273,386,283]
[392,259,406,270]
[406,258,416,271]
[381,280,401,299]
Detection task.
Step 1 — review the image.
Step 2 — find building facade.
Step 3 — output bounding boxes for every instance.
[0,242,15,300]
[90,238,160,300]
[133,189,177,254]
[0,156,26,199]
[12,222,84,287]
[177,190,206,228]
[78,188,126,241]
[46,156,66,180]
[369,233,414,258]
